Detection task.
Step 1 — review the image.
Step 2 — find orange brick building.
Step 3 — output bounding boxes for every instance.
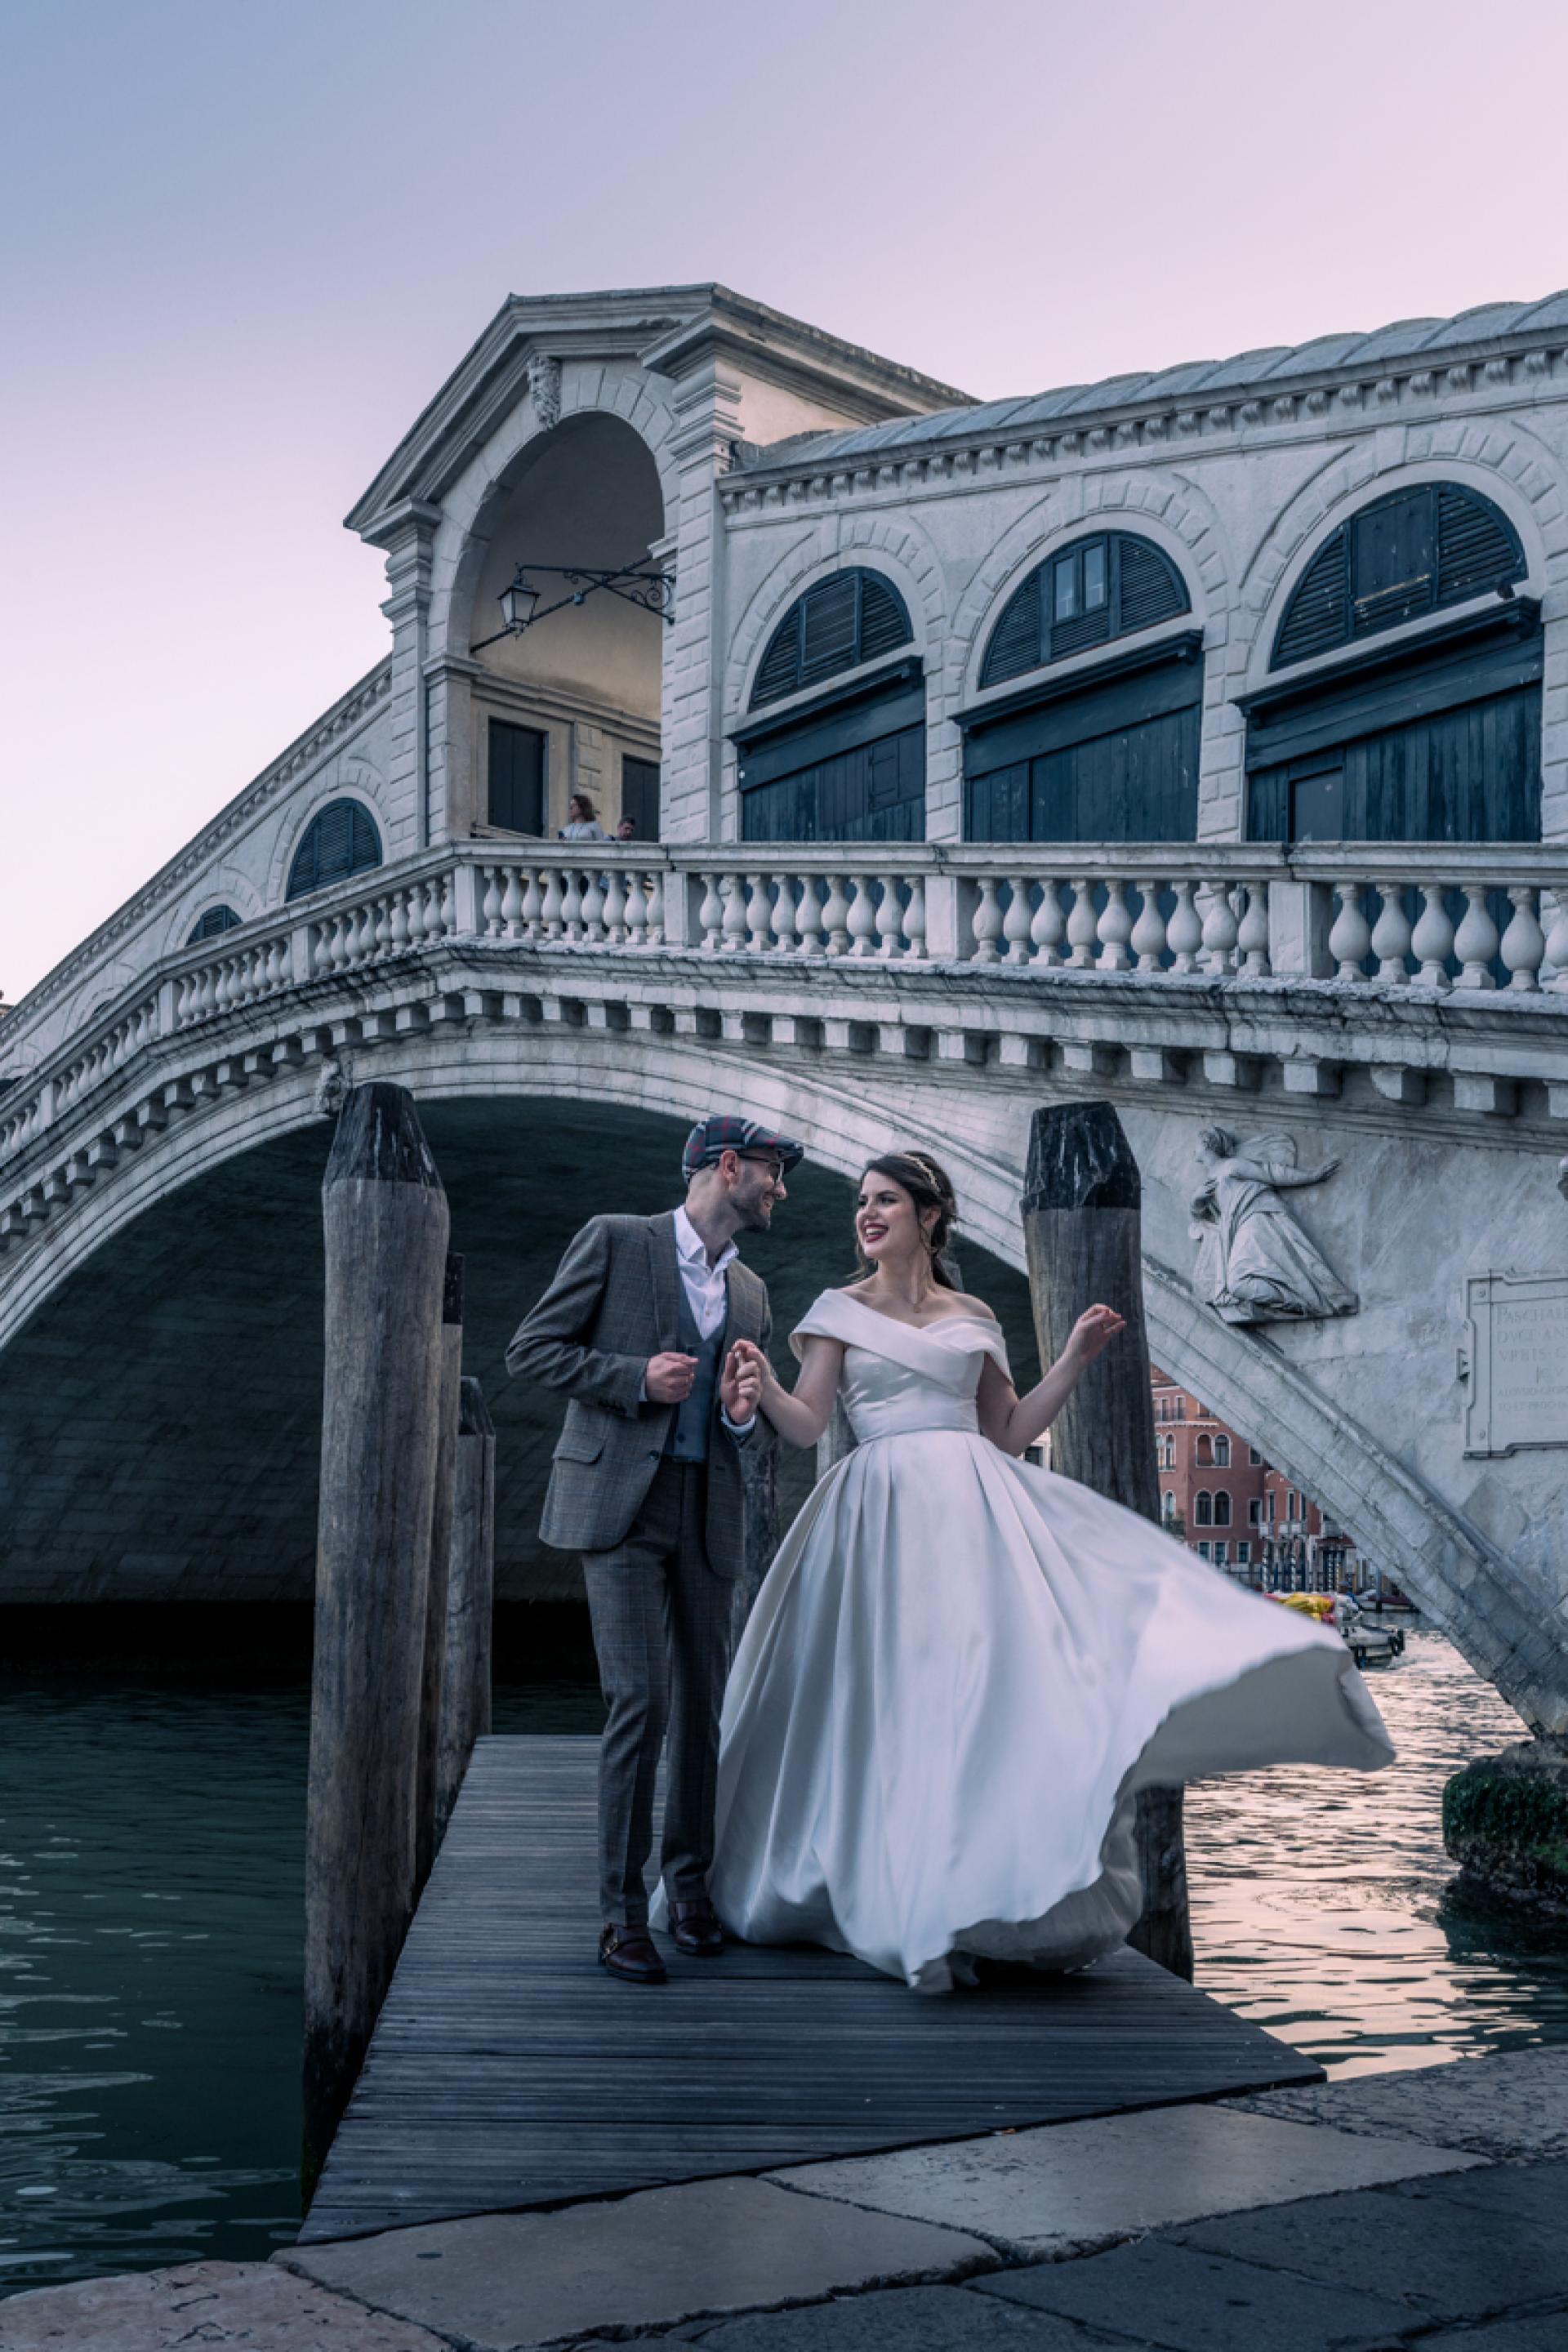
[1151,1368,1364,1589]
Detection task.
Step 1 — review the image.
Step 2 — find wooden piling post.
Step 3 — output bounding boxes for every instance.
[436,1374,497,1845]
[415,1253,465,1896]
[304,1082,450,2194]
[1020,1100,1195,1981]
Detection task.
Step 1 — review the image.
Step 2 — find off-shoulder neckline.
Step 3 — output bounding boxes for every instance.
[827,1291,1000,1336]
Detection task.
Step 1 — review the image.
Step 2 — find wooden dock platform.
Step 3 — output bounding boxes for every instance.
[302,1735,1323,2244]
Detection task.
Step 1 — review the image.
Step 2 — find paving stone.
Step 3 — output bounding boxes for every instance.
[689,2284,1097,2349]
[1228,2047,1568,2162]
[278,2176,996,2351]
[766,2104,1477,2258]
[973,2238,1421,2351]
[1173,2172,1568,2323]
[1381,2154,1568,2226]
[0,2260,451,2351]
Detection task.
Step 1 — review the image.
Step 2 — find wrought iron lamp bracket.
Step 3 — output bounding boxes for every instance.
[472,561,676,651]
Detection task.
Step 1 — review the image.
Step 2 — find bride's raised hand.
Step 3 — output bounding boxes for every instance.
[1068,1303,1125,1363]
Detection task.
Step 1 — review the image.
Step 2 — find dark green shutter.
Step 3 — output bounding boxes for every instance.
[1272,484,1525,671]
[749,569,913,709]
[286,799,383,899]
[488,719,546,832]
[978,534,1189,688]
[621,755,661,840]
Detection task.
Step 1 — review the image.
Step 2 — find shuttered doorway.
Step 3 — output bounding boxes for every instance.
[736,664,926,844]
[963,636,1203,844]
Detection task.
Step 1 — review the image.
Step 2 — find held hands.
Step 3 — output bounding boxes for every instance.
[723,1339,768,1425]
[1066,1303,1126,1365]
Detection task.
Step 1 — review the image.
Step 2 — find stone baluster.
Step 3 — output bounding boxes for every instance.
[481,868,503,938]
[1200,881,1240,977]
[1130,880,1167,973]
[1329,881,1372,982]
[822,873,852,956]
[1097,879,1134,973]
[1066,878,1098,969]
[602,868,628,946]
[624,871,649,947]
[796,874,826,956]
[1031,880,1067,968]
[845,875,877,959]
[1167,880,1202,974]
[561,869,585,943]
[1499,886,1544,992]
[492,867,519,941]
[644,868,666,947]
[772,874,799,954]
[1410,884,1455,988]
[386,891,409,957]
[698,873,724,951]
[580,871,606,944]
[439,871,457,940]
[970,875,1004,964]
[903,871,927,960]
[541,868,566,940]
[372,898,392,960]
[875,872,906,959]
[744,873,773,952]
[720,873,749,953]
[517,868,541,941]
[1002,877,1033,964]
[1236,882,1271,978]
[1454,885,1500,991]
[1543,890,1568,992]
[1369,884,1413,984]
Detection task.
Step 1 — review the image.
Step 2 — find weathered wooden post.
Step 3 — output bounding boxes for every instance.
[415,1253,465,1896]
[304,1082,450,2194]
[435,1375,497,1845]
[1020,1100,1195,1980]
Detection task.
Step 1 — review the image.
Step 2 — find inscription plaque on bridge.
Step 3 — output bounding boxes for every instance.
[1463,1272,1568,1456]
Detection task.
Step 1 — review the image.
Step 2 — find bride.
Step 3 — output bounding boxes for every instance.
[710,1147,1393,1993]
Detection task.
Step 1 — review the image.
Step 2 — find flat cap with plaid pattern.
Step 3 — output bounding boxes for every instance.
[682,1114,804,1184]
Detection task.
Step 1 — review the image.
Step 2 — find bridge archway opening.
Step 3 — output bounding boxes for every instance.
[457,414,666,842]
[0,1095,1040,1658]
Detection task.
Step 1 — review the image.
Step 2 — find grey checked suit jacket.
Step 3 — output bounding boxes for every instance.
[505,1211,772,1579]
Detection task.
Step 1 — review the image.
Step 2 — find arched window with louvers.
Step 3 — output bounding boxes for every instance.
[963,532,1201,844]
[735,570,924,843]
[1248,482,1540,850]
[187,905,241,944]
[285,800,384,902]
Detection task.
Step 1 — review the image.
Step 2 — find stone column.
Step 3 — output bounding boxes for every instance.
[366,500,442,853]
[646,345,745,844]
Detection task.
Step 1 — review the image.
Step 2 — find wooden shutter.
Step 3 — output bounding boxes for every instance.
[1437,487,1523,604]
[1274,484,1526,671]
[1274,532,1349,668]
[287,799,382,900]
[488,719,546,832]
[749,570,913,709]
[621,755,661,840]
[981,534,1188,686]
[1116,537,1186,635]
[188,905,240,943]
[981,573,1042,687]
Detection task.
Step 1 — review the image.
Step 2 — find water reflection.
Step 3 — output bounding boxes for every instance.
[1187,1628,1568,2075]
[2,1638,1563,2294]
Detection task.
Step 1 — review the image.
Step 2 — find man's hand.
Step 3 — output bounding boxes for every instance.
[721,1342,764,1425]
[646,1352,699,1405]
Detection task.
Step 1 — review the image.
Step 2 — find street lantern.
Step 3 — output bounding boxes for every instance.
[497,570,541,634]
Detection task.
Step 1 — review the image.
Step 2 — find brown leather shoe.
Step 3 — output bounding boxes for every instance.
[670,1898,725,1956]
[599,1924,666,1984]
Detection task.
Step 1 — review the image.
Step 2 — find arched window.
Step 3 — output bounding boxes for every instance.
[751,569,912,710]
[286,800,383,902]
[1194,1491,1214,1527]
[1272,483,1526,670]
[1214,1434,1231,1468]
[737,571,923,844]
[1214,1491,1232,1527]
[187,905,240,944]
[980,532,1189,690]
[1195,1434,1214,1467]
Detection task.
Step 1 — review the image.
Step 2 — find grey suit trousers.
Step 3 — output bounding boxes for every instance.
[581,1457,733,1927]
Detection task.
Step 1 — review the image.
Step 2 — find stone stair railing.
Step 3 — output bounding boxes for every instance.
[3,840,1566,1174]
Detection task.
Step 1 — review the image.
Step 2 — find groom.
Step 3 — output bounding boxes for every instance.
[506,1114,801,1984]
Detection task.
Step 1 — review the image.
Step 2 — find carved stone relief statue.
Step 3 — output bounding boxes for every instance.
[527,354,562,431]
[1190,1126,1358,1325]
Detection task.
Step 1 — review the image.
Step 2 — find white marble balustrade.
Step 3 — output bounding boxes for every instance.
[1317,870,1566,992]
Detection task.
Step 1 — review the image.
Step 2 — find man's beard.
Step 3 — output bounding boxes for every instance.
[737,1192,774,1232]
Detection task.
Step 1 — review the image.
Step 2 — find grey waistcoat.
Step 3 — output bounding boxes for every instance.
[664,1279,723,1463]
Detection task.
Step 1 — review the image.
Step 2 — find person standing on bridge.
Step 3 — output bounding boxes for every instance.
[506,1116,800,1984]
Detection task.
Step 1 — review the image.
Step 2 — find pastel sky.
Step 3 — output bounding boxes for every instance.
[5,0,1566,1002]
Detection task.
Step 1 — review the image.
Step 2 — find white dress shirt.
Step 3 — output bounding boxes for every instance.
[652,1205,753,1434]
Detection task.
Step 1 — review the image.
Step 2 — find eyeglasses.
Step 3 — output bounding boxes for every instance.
[738,1154,786,1187]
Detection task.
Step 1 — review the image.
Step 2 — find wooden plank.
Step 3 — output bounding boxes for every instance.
[301,1735,1321,2245]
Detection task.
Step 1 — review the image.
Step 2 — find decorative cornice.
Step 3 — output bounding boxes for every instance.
[718,336,1568,518]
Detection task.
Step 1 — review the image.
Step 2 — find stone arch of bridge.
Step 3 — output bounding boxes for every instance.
[0,1014,1545,1722]
[429,372,678,670]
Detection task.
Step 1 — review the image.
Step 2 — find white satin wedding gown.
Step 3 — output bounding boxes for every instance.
[706,1290,1393,1992]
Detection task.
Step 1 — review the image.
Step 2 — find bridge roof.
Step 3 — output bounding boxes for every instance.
[743,292,1568,469]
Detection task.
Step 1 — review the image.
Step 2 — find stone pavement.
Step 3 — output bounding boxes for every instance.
[3,2048,1566,2351]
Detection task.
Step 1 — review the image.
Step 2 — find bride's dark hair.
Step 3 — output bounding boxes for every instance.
[854,1151,961,1290]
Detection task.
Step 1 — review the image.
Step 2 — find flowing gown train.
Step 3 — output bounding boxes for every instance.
[702,1290,1393,1993]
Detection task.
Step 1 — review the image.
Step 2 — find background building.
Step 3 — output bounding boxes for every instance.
[1152,1368,1365,1591]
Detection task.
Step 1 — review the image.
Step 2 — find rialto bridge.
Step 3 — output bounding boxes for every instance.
[3,283,1568,1733]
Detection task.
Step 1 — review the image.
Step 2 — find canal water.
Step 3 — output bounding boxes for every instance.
[2,1633,1564,2296]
